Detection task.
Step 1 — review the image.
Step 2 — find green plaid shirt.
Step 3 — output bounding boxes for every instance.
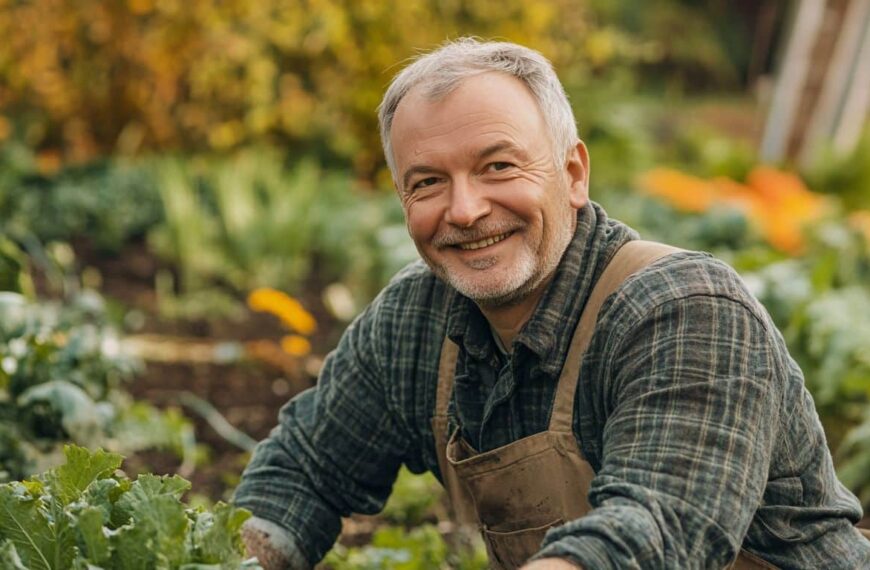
[234,203,868,569]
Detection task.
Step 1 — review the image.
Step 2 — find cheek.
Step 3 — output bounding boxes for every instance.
[405,202,442,244]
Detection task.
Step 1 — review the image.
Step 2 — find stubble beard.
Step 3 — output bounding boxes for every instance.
[424,209,576,309]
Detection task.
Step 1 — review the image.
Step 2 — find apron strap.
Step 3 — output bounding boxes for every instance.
[434,337,460,422]
[432,337,478,523]
[549,240,683,432]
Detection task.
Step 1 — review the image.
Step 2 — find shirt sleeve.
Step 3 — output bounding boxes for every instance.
[534,291,784,569]
[232,292,412,566]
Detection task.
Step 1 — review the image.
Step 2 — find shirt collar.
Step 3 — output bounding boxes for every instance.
[446,202,635,372]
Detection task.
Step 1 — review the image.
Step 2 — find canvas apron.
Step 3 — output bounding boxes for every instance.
[431,241,783,569]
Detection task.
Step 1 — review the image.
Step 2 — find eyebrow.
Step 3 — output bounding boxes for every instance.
[402,165,442,193]
[475,140,528,163]
[400,140,528,192]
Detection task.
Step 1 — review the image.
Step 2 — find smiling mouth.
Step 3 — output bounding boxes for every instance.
[456,232,512,251]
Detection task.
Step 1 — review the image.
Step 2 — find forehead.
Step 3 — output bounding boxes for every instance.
[390,72,548,167]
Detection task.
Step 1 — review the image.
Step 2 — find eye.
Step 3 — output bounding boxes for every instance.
[488,162,514,172]
[412,176,441,190]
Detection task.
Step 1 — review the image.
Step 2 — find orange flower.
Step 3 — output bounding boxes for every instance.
[637,168,720,213]
[247,287,316,335]
[745,166,827,255]
[280,335,311,357]
[709,177,763,216]
[638,166,828,255]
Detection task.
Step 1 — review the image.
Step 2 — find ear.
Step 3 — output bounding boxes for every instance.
[564,140,590,209]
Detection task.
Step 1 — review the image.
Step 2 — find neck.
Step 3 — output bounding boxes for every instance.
[479,278,551,350]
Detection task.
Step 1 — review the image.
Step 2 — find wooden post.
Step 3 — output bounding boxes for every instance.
[799,0,870,165]
[760,0,826,163]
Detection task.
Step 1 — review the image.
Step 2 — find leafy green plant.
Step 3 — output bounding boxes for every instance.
[0,235,34,296]
[0,445,261,569]
[0,146,162,253]
[0,291,195,482]
[804,127,870,210]
[381,468,443,526]
[322,470,487,569]
[324,525,446,570]
[323,524,487,570]
[148,149,416,319]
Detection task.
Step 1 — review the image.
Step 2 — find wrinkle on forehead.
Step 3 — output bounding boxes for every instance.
[391,72,550,169]
[396,126,546,182]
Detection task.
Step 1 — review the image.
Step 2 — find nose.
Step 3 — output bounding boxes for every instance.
[444,177,490,228]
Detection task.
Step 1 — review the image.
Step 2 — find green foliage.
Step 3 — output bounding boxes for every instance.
[602,194,759,257]
[0,236,35,297]
[746,224,870,405]
[0,291,194,482]
[324,525,439,570]
[324,470,486,569]
[381,468,443,526]
[804,127,870,210]
[0,145,162,252]
[324,524,488,570]
[0,445,260,569]
[148,149,416,315]
[0,0,755,178]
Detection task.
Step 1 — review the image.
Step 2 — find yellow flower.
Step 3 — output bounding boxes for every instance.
[280,335,311,357]
[247,287,317,335]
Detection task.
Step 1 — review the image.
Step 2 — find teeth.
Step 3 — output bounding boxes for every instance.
[458,232,510,251]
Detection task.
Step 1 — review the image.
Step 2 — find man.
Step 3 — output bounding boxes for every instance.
[234,39,870,569]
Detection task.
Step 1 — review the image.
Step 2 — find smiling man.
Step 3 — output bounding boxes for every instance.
[391,69,587,347]
[234,39,870,569]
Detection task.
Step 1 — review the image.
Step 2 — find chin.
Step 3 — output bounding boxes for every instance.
[448,268,543,308]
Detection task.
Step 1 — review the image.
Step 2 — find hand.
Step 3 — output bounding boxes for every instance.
[240,522,292,570]
[521,558,585,570]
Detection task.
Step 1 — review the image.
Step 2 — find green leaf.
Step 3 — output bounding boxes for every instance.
[73,507,110,566]
[111,474,189,527]
[110,521,155,570]
[0,482,75,570]
[190,502,251,564]
[43,446,122,507]
[111,476,191,567]
[0,539,28,570]
[79,478,127,527]
[110,497,189,568]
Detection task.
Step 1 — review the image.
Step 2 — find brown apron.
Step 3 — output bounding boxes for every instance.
[431,240,784,569]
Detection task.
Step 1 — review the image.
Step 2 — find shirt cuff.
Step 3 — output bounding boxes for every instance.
[242,516,311,570]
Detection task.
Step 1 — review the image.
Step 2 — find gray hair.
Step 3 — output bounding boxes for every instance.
[377,38,579,182]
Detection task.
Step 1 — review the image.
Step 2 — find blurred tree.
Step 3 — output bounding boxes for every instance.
[0,0,758,180]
